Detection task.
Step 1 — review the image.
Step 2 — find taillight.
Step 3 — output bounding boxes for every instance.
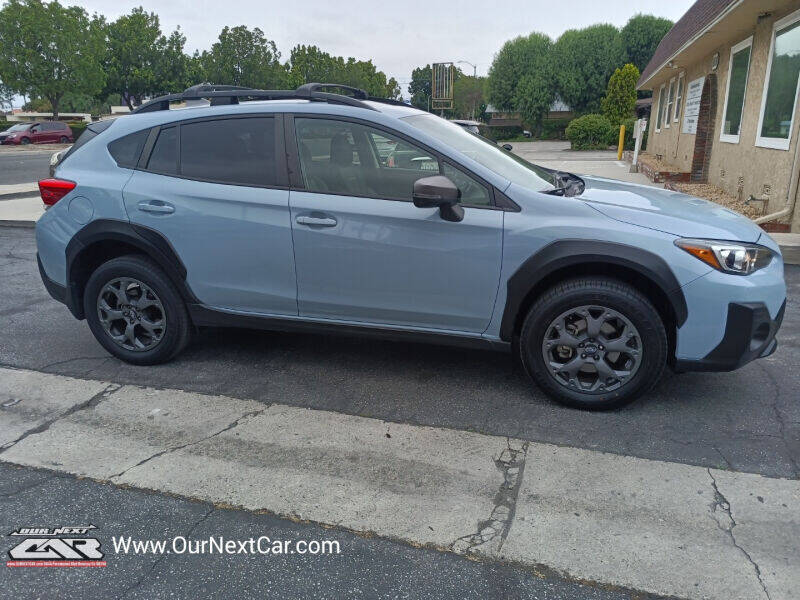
[38,178,76,206]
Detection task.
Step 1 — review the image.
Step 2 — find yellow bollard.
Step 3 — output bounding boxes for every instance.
[617,124,625,160]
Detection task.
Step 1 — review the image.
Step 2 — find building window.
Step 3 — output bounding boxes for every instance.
[720,37,753,144]
[673,73,685,122]
[664,78,675,129]
[756,9,800,150]
[655,84,665,132]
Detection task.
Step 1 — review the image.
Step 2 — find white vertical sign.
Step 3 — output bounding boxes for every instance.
[682,76,705,134]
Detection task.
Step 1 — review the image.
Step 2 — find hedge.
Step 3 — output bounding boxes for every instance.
[67,121,89,140]
[565,114,615,150]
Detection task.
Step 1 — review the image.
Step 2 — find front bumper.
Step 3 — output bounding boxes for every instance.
[674,300,785,372]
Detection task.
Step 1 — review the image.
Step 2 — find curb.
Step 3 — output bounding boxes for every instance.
[0,220,36,228]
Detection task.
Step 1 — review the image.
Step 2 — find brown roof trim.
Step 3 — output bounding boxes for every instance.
[637,0,741,88]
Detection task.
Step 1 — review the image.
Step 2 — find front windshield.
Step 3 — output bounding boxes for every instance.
[403,114,556,191]
[6,124,31,132]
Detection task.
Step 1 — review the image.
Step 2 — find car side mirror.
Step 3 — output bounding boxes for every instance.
[502,143,513,151]
[412,175,464,222]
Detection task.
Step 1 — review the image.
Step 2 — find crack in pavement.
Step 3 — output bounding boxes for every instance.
[121,505,216,598]
[109,409,266,481]
[0,383,120,453]
[758,362,800,479]
[451,438,529,554]
[707,469,772,600]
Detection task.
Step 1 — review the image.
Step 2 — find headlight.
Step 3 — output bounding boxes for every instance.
[675,238,773,275]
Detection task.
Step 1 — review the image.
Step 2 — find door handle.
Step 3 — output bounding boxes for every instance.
[137,201,174,214]
[296,215,337,227]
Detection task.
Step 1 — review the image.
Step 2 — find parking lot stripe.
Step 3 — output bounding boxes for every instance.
[0,367,797,600]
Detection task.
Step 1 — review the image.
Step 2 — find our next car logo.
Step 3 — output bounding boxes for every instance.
[6,525,106,567]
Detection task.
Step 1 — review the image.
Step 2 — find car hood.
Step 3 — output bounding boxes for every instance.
[576,175,762,243]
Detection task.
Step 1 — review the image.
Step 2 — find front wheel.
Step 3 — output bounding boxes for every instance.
[520,277,667,410]
[20,137,30,145]
[84,255,191,365]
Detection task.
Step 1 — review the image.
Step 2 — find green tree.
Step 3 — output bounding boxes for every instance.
[287,45,397,97]
[201,26,290,89]
[104,8,189,109]
[552,24,624,114]
[0,0,105,118]
[487,33,553,115]
[453,76,486,120]
[602,63,639,125]
[0,80,13,109]
[408,64,431,110]
[620,14,673,75]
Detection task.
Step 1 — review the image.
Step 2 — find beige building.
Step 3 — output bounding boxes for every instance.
[639,0,800,232]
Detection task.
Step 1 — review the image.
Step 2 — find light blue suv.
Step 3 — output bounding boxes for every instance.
[35,84,786,409]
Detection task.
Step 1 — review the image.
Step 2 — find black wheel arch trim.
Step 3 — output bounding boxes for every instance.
[64,219,198,319]
[499,239,689,342]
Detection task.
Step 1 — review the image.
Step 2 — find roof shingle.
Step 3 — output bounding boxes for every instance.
[638,0,738,87]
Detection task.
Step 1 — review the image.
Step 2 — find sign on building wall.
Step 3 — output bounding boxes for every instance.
[682,76,705,134]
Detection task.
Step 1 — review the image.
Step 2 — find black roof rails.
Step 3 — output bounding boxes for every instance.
[132,82,383,114]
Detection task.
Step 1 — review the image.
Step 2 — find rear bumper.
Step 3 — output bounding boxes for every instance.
[37,253,67,305]
[674,300,785,372]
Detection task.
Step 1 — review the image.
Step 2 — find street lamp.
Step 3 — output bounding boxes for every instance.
[456,60,477,78]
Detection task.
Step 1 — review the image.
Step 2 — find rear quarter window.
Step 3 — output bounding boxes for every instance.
[108,129,149,168]
[60,119,115,164]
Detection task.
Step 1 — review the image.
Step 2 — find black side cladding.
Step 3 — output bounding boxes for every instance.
[499,239,689,342]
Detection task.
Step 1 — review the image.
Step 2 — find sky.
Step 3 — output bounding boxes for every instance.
[13,0,695,104]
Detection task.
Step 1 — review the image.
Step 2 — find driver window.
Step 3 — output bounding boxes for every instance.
[443,163,491,207]
[295,118,440,201]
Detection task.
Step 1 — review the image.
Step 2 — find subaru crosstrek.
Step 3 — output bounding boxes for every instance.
[35,83,787,409]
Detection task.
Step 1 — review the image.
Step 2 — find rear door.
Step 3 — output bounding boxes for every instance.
[287,116,503,333]
[121,115,297,315]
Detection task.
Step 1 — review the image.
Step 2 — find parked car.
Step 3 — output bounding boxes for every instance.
[0,121,74,145]
[451,119,481,135]
[35,83,786,409]
[49,146,71,176]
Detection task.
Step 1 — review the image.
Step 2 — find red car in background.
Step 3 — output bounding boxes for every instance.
[0,121,74,145]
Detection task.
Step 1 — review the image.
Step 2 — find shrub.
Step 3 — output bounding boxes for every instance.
[67,121,89,140]
[602,63,639,125]
[565,114,615,150]
[479,125,523,141]
[540,117,571,140]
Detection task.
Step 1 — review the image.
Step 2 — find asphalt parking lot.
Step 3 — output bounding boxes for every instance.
[1,226,798,480]
[0,146,59,185]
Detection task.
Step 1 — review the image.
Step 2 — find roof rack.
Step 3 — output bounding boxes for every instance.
[131,82,411,114]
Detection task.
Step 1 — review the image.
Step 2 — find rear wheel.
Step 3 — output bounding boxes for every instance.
[59,136,68,143]
[84,255,191,365]
[520,277,667,410]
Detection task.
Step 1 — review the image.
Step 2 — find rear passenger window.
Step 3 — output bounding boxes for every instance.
[108,130,149,168]
[180,118,276,186]
[147,127,177,174]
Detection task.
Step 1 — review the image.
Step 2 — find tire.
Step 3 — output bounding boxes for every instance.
[59,136,68,143]
[83,255,191,365]
[20,137,30,145]
[519,277,667,410]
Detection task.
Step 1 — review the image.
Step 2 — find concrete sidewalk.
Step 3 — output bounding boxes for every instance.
[1,367,797,600]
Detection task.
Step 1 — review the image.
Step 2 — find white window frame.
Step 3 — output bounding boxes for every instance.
[720,36,753,144]
[756,8,800,150]
[673,72,685,122]
[664,78,675,128]
[655,84,665,132]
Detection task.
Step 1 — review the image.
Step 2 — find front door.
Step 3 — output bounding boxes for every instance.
[289,117,503,333]
[122,116,297,315]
